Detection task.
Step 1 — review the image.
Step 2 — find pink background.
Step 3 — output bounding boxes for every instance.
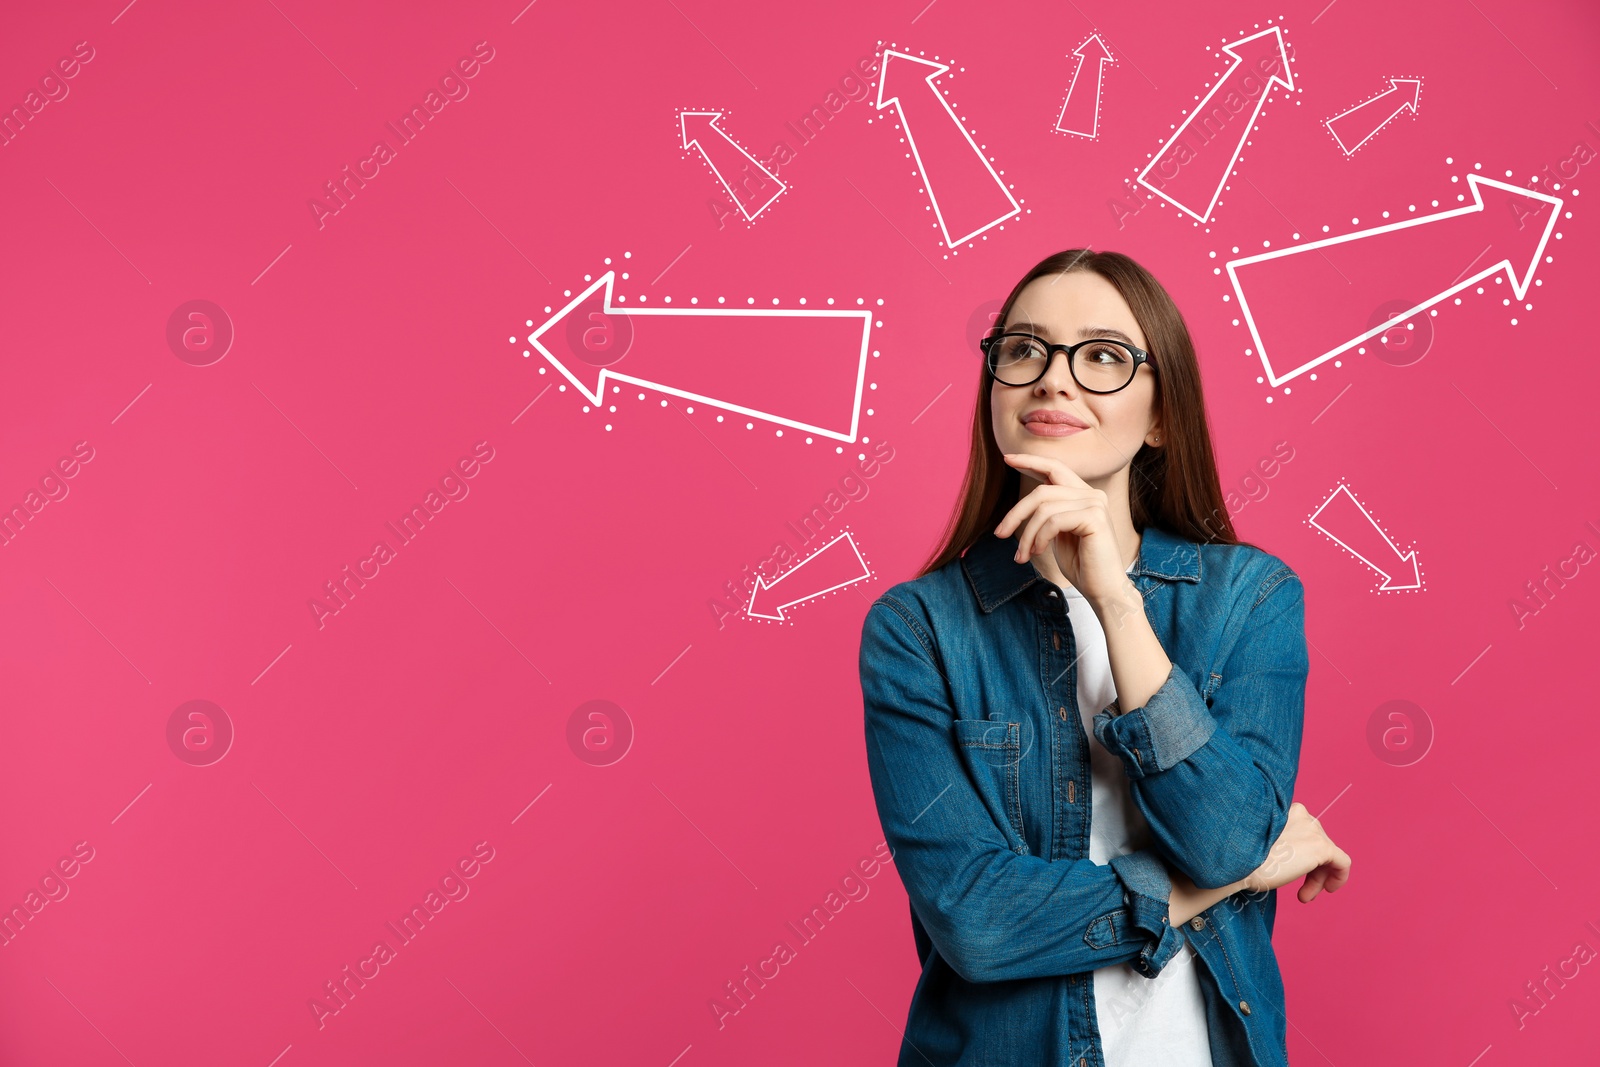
[1,1,1597,1064]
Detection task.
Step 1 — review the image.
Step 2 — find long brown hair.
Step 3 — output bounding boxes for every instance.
[917,249,1238,578]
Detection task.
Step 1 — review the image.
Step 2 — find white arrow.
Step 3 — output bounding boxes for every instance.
[680,110,786,221]
[1227,174,1563,386]
[747,530,872,621]
[1055,33,1116,138]
[1324,78,1422,156]
[875,49,1021,248]
[1308,482,1421,592]
[527,272,872,442]
[1136,26,1294,223]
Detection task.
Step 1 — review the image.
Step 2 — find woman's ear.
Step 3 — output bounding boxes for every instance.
[1144,421,1164,448]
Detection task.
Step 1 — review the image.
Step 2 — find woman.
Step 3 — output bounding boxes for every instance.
[859,249,1352,1067]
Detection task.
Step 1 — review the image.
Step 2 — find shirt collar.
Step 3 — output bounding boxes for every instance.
[961,524,1202,614]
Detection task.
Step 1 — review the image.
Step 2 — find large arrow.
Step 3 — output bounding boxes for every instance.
[527,273,872,442]
[680,111,786,221]
[1308,483,1420,592]
[747,531,871,621]
[874,50,1021,248]
[1055,33,1116,139]
[1325,78,1422,156]
[1227,174,1562,386]
[1136,27,1294,223]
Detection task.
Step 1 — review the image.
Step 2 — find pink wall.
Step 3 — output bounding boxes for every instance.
[1,1,1596,1063]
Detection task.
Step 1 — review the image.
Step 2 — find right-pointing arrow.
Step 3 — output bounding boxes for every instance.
[1308,482,1422,592]
[1228,174,1563,387]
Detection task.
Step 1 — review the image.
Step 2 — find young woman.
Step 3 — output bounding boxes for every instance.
[859,250,1352,1067]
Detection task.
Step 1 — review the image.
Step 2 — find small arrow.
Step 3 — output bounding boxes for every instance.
[1228,174,1562,386]
[1325,78,1422,156]
[1136,26,1294,223]
[680,111,786,221]
[1055,33,1116,139]
[875,49,1021,248]
[527,273,872,442]
[747,531,871,621]
[1308,483,1421,591]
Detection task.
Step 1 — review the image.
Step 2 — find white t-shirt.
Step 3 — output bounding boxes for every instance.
[1059,577,1214,1066]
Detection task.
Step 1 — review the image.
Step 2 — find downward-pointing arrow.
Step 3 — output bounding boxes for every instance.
[1325,77,1422,156]
[1308,483,1421,592]
[1227,174,1562,386]
[1055,33,1116,139]
[680,110,786,221]
[747,531,872,621]
[874,49,1021,248]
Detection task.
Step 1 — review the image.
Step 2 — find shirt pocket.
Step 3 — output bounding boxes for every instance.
[952,718,1028,854]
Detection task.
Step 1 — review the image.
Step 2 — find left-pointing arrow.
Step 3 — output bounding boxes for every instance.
[748,531,872,621]
[527,272,873,442]
[680,111,786,221]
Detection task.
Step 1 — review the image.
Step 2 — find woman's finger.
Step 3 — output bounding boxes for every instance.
[994,484,1103,538]
[1002,451,1092,490]
[1015,500,1102,561]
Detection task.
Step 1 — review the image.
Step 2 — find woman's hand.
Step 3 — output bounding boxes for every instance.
[1244,802,1353,903]
[993,452,1130,608]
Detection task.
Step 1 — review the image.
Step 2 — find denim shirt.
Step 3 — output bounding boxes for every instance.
[859,523,1309,1067]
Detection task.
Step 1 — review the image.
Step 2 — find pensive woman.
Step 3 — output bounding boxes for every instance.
[859,249,1351,1067]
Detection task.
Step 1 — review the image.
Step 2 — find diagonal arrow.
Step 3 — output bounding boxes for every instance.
[680,111,786,221]
[1136,26,1294,223]
[527,272,872,442]
[1308,482,1421,592]
[874,49,1021,248]
[1055,33,1116,139]
[747,531,872,621]
[1325,77,1422,156]
[1227,174,1562,386]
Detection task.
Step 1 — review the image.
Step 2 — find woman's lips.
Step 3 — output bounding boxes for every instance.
[1022,412,1089,437]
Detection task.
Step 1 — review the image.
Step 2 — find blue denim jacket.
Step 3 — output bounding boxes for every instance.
[859,523,1309,1067]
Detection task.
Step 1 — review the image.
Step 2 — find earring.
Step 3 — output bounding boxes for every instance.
[1152,433,1162,444]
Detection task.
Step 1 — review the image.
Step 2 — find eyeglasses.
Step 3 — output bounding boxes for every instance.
[979,331,1155,394]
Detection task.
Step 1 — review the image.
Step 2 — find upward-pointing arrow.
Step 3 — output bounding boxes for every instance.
[1137,26,1294,223]
[1055,33,1116,139]
[680,111,786,221]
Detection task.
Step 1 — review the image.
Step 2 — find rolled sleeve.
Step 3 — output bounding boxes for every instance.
[1106,849,1188,978]
[1092,663,1218,779]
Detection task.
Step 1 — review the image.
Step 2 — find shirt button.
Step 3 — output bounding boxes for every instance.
[1239,1000,1251,1015]
[1058,706,1068,720]
[1190,916,1206,930]
[1047,589,1059,598]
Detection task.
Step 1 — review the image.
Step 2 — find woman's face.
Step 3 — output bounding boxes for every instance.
[988,271,1160,487]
